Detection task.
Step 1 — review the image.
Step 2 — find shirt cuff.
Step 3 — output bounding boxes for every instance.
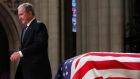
[19,51,23,57]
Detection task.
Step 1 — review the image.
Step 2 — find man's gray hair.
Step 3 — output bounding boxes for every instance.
[18,3,35,16]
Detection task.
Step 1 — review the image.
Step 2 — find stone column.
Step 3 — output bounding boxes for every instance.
[98,0,110,51]
[76,0,124,54]
[87,0,100,52]
[48,0,60,78]
[77,0,100,54]
[77,0,88,54]
[110,0,124,52]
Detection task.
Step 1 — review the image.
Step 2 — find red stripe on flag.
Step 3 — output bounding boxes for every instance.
[95,77,132,79]
[74,76,132,79]
[106,77,132,79]
[72,61,140,79]
[89,61,140,70]
[75,52,140,68]
[87,52,140,57]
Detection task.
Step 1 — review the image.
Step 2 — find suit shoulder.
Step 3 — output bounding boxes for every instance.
[37,20,42,24]
[34,20,47,31]
[36,20,46,27]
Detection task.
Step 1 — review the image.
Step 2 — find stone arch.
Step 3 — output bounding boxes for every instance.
[0,2,21,79]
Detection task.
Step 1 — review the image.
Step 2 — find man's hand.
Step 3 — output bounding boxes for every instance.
[10,51,21,62]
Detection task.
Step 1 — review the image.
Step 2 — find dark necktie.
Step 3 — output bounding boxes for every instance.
[22,26,28,42]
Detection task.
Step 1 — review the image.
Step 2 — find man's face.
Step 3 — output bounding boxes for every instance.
[18,7,31,25]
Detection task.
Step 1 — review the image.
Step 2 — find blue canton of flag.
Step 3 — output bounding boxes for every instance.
[55,57,77,79]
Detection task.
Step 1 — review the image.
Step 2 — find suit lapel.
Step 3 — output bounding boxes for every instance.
[22,19,37,45]
[22,27,29,44]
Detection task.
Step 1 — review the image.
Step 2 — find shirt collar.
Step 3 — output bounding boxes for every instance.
[27,17,35,26]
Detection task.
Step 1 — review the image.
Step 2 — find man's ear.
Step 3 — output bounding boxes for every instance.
[29,11,32,15]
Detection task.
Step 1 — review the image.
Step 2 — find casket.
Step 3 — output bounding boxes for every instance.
[55,52,140,79]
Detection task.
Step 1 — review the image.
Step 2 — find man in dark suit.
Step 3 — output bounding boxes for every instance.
[10,3,52,79]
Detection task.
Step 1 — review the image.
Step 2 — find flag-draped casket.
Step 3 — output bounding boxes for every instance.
[55,52,140,79]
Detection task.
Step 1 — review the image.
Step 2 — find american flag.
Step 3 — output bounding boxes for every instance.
[55,56,78,79]
[55,52,140,79]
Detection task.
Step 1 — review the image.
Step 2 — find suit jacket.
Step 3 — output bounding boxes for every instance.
[15,19,52,79]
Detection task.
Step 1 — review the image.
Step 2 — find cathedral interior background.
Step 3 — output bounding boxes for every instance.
[1,0,140,79]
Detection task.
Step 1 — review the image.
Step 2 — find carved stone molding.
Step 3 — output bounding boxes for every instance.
[3,0,30,15]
